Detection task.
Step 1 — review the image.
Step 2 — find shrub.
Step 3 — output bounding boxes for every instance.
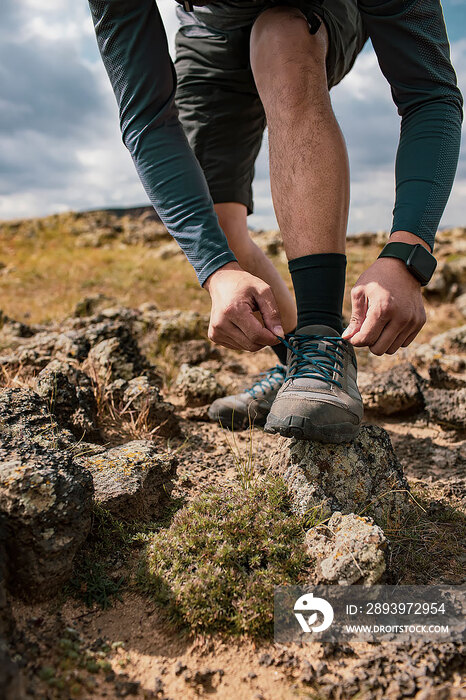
[140,476,310,638]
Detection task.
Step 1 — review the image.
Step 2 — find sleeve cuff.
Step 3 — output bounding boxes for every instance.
[197,251,238,287]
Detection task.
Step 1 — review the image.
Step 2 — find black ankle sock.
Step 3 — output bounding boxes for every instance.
[271,334,294,365]
[288,253,346,334]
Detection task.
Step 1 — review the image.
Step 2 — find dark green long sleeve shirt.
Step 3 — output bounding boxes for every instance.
[88,0,463,283]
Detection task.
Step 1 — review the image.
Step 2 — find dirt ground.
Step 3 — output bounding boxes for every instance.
[11,344,466,699]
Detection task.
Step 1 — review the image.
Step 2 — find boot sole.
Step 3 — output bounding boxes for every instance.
[264,412,360,444]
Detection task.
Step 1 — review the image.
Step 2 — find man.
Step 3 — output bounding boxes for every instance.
[88,0,462,443]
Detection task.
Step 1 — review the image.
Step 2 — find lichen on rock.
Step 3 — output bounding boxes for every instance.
[270,425,411,524]
[175,363,225,407]
[35,359,99,440]
[78,440,177,521]
[359,363,425,416]
[305,512,388,585]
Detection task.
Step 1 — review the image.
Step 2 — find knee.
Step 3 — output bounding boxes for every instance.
[250,7,329,115]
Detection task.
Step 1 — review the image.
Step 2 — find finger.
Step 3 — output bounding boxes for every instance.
[370,321,410,356]
[401,325,423,348]
[256,287,284,339]
[386,324,416,354]
[342,288,368,340]
[222,319,265,352]
[211,319,264,352]
[231,302,278,347]
[349,305,389,348]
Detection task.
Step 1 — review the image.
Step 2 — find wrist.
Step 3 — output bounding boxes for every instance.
[389,230,432,253]
[379,236,437,286]
[203,261,243,292]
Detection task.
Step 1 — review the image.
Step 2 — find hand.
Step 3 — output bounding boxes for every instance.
[203,262,284,351]
[341,257,426,355]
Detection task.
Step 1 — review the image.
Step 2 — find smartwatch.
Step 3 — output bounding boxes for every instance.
[377,242,437,286]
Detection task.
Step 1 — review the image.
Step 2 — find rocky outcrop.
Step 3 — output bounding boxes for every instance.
[359,363,425,416]
[306,512,387,584]
[0,647,24,700]
[270,425,411,524]
[78,440,177,521]
[139,309,208,351]
[120,376,180,438]
[0,389,94,599]
[84,333,159,386]
[0,544,13,641]
[72,293,112,318]
[0,543,24,700]
[171,339,220,366]
[455,291,466,318]
[35,360,99,440]
[424,388,466,431]
[0,388,75,451]
[425,257,466,301]
[411,325,466,371]
[175,364,225,407]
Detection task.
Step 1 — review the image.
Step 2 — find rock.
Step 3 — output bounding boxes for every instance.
[35,360,99,440]
[103,378,128,405]
[0,388,76,451]
[305,512,387,584]
[121,377,180,438]
[171,339,219,366]
[427,360,466,390]
[359,363,425,415]
[72,294,112,318]
[78,440,177,520]
[0,646,25,700]
[0,398,93,598]
[0,310,35,340]
[424,256,466,301]
[15,332,58,370]
[423,388,466,430]
[270,425,411,524]
[251,229,284,256]
[412,325,466,368]
[142,310,208,350]
[85,335,152,384]
[53,330,92,361]
[0,543,15,700]
[175,364,225,407]
[454,292,466,318]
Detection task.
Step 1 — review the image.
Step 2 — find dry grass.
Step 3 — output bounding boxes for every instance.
[381,482,466,584]
[2,212,463,342]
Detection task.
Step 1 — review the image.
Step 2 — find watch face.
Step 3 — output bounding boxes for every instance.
[407,245,437,285]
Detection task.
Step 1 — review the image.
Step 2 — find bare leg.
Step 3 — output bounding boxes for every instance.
[250,7,349,259]
[214,201,297,332]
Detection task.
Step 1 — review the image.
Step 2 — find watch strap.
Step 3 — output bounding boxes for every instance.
[378,241,436,286]
[378,242,415,262]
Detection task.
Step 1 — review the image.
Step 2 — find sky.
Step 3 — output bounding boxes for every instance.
[0,0,465,233]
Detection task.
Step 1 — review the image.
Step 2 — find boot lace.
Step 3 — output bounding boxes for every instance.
[280,334,345,388]
[245,364,287,398]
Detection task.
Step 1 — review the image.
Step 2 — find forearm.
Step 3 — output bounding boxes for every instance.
[359,0,463,253]
[391,101,462,251]
[88,0,236,285]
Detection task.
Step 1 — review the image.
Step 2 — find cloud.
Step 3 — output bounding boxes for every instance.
[0,0,464,239]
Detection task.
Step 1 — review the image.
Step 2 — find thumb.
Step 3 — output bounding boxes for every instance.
[256,286,284,342]
[342,289,367,339]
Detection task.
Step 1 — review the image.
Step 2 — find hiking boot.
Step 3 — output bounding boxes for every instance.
[208,364,286,430]
[264,324,363,443]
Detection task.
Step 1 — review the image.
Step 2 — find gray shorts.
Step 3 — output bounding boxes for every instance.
[175,0,368,213]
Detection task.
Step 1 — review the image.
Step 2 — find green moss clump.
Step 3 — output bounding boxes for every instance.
[140,476,310,638]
